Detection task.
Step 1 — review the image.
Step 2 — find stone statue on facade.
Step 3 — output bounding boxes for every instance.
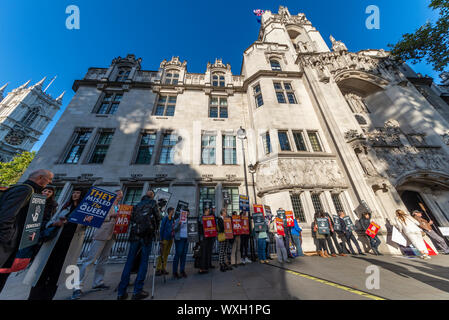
[354,145,378,177]
[330,35,348,52]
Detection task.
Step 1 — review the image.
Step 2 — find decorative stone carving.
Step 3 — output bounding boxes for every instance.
[344,93,369,113]
[354,145,379,177]
[330,35,348,52]
[255,158,347,193]
[344,129,365,142]
[366,121,403,147]
[160,56,187,69]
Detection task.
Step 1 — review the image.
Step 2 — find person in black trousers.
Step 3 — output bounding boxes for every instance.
[324,212,347,257]
[198,208,216,274]
[338,211,365,255]
[240,211,251,263]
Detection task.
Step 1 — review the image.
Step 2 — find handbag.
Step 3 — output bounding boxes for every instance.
[218,232,226,242]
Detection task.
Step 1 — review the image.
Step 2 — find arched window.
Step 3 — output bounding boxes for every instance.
[165,70,180,85]
[270,59,282,71]
[21,107,39,126]
[212,73,225,87]
[115,67,131,82]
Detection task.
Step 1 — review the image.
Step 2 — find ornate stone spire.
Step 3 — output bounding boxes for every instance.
[32,77,47,89]
[0,83,8,99]
[56,91,65,103]
[18,80,31,89]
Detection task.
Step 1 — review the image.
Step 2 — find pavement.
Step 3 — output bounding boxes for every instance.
[1,253,449,300]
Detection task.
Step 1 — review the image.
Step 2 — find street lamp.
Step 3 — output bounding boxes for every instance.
[248,163,257,202]
[237,126,256,261]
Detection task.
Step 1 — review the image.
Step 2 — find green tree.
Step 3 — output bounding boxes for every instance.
[389,0,449,72]
[0,151,36,187]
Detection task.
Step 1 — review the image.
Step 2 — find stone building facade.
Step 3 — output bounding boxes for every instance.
[22,6,449,254]
[0,79,63,162]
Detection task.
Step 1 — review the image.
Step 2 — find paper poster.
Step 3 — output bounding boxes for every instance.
[285,211,295,227]
[264,205,272,217]
[68,187,117,228]
[316,217,330,235]
[343,216,354,232]
[253,212,266,232]
[392,226,407,247]
[365,222,380,238]
[253,204,264,215]
[154,190,172,212]
[275,218,285,236]
[224,217,234,239]
[202,215,217,238]
[239,195,249,213]
[241,216,250,235]
[18,194,46,250]
[175,200,189,217]
[180,210,188,223]
[232,215,242,235]
[187,217,199,242]
[114,204,133,234]
[333,215,342,232]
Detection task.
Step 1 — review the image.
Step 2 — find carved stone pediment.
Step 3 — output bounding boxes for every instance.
[256,158,347,194]
[160,56,187,69]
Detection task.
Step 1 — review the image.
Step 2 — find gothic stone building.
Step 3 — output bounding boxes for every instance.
[0,79,64,162]
[22,7,449,254]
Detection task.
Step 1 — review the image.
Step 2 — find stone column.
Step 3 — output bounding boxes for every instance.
[57,181,72,207]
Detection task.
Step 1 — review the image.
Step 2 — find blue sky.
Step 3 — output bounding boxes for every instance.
[0,0,443,152]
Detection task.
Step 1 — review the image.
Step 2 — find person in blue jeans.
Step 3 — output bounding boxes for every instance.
[257,230,268,263]
[291,218,304,257]
[117,190,161,300]
[173,209,190,279]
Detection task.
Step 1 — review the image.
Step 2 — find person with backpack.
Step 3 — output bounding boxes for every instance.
[360,212,382,255]
[0,169,53,294]
[313,211,331,258]
[156,207,175,276]
[291,217,304,257]
[338,211,365,256]
[71,189,123,300]
[324,212,346,257]
[117,190,161,300]
[269,215,289,263]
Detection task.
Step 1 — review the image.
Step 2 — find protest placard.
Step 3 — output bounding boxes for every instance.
[114,204,133,234]
[285,211,295,227]
[18,194,46,250]
[232,215,242,235]
[68,187,117,228]
[224,217,234,239]
[241,216,250,235]
[202,215,217,238]
[365,222,380,238]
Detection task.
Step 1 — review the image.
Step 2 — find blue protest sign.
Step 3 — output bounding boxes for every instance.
[68,187,117,228]
[239,195,249,213]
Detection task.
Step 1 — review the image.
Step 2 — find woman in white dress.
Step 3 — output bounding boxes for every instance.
[395,209,430,260]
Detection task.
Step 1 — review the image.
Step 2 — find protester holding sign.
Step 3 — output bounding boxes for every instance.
[156,207,175,277]
[412,210,449,254]
[338,211,365,256]
[0,169,53,293]
[395,209,430,260]
[324,212,346,257]
[223,215,234,270]
[269,215,289,263]
[313,212,331,258]
[255,215,268,263]
[72,189,123,300]
[360,212,382,255]
[217,209,229,272]
[25,187,88,300]
[173,209,190,279]
[198,207,217,274]
[240,211,251,264]
[230,212,242,267]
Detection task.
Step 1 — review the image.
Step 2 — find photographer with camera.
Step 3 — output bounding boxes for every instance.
[117,190,161,300]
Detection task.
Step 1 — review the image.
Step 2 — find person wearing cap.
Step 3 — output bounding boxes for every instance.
[412,210,449,254]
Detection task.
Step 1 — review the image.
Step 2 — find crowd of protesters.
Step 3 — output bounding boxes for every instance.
[0,168,448,300]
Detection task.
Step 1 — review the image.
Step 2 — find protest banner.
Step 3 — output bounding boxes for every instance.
[275,217,285,236]
[175,200,189,217]
[232,215,242,235]
[202,215,217,238]
[253,212,266,232]
[114,204,133,234]
[241,216,250,235]
[276,209,286,220]
[224,217,234,239]
[239,195,249,213]
[264,205,272,217]
[187,217,199,242]
[285,211,295,227]
[154,189,172,212]
[365,222,380,238]
[391,226,407,247]
[333,215,342,232]
[343,216,354,232]
[68,187,117,228]
[316,217,330,235]
[253,204,264,215]
[180,210,188,223]
[18,194,47,250]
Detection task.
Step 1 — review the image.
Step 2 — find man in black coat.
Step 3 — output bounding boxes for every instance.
[0,169,53,293]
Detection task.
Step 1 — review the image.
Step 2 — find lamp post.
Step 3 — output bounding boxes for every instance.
[237,126,256,261]
[248,163,257,202]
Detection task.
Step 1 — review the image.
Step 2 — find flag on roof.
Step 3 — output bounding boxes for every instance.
[253,9,265,23]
